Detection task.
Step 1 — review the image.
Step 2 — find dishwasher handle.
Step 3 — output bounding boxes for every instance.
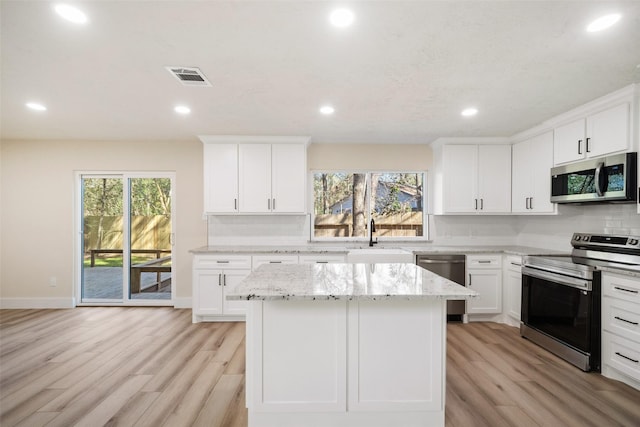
[418,259,465,265]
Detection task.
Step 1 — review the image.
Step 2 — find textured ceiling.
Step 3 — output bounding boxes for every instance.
[2,0,640,144]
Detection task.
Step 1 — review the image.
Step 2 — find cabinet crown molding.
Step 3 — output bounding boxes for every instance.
[199,135,311,145]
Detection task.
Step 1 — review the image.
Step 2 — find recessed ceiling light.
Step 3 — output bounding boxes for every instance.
[461,108,478,117]
[54,4,88,24]
[319,105,335,115]
[329,8,355,28]
[586,13,621,32]
[26,102,47,111]
[174,105,191,115]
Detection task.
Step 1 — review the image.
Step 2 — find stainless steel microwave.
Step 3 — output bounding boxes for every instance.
[550,152,637,203]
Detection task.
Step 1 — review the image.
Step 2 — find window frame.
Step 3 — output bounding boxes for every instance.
[309,170,429,242]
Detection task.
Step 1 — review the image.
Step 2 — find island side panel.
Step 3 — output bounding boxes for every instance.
[250,300,348,413]
[347,298,445,414]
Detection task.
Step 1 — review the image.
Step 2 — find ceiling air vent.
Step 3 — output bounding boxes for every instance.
[165,66,212,87]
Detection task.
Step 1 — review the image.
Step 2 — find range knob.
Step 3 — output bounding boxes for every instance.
[630,239,639,246]
[574,235,582,241]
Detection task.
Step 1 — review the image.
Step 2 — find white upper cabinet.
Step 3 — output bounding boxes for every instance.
[511,131,555,214]
[271,144,307,213]
[201,136,309,214]
[203,143,239,213]
[553,102,630,165]
[239,144,272,213]
[441,144,511,214]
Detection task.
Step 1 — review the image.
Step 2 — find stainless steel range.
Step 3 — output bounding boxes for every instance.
[521,233,640,372]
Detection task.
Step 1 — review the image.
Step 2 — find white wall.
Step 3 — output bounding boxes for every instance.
[0,139,205,308]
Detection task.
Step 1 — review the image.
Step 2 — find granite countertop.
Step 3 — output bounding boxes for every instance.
[190,244,566,257]
[226,262,478,301]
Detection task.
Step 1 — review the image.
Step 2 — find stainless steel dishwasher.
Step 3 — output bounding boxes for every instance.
[416,254,466,320]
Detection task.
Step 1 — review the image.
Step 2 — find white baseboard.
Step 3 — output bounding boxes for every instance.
[173,297,192,309]
[0,297,76,309]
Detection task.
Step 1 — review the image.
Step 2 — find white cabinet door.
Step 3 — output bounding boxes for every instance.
[443,145,478,213]
[511,140,531,213]
[467,270,501,314]
[239,144,272,213]
[504,268,522,321]
[512,131,555,214]
[587,103,630,158]
[477,145,511,213]
[203,143,238,213]
[554,118,586,165]
[222,270,250,316]
[554,103,631,165]
[193,270,224,317]
[529,131,555,213]
[271,143,306,213]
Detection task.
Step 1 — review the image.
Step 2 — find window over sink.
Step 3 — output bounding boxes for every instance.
[312,172,426,240]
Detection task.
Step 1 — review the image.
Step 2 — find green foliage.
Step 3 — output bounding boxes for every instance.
[83,178,171,217]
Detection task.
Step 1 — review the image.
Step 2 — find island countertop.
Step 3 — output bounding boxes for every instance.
[226,262,477,301]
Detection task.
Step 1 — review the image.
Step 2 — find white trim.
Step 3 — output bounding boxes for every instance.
[0,298,76,309]
[199,135,311,145]
[544,84,636,128]
[429,136,511,148]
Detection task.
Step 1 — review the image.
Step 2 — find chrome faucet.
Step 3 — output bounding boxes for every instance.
[369,218,377,247]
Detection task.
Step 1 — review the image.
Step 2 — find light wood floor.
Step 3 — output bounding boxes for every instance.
[1,308,639,427]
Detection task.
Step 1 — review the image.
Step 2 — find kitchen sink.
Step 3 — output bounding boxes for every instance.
[346,248,414,263]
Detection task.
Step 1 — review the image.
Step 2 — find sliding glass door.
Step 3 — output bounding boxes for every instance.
[79,173,174,304]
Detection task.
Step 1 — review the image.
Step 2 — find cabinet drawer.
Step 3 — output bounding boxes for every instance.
[603,333,640,383]
[603,273,640,303]
[603,297,640,343]
[193,255,252,270]
[467,255,502,269]
[504,255,522,272]
[252,255,299,270]
[298,254,346,264]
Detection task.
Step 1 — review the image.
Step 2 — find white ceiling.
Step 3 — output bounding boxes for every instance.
[2,0,640,144]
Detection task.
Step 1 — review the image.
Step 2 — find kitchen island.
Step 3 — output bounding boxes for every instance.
[227,262,477,427]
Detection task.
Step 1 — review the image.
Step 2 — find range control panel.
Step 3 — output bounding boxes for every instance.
[572,233,640,249]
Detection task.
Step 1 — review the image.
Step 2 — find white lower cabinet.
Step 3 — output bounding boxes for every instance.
[192,255,251,322]
[252,255,299,270]
[503,255,522,324]
[466,254,502,315]
[247,298,446,426]
[298,254,346,264]
[602,272,640,390]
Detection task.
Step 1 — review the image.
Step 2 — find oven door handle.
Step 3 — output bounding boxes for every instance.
[522,266,592,291]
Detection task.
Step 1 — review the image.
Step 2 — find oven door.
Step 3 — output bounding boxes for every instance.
[521,267,595,353]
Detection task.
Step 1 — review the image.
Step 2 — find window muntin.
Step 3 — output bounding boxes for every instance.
[312,172,425,239]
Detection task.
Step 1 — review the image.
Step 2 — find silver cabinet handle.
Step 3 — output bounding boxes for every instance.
[481,199,484,210]
[578,139,582,155]
[478,260,491,264]
[529,197,533,210]
[268,199,271,210]
[586,137,591,153]
[269,261,282,264]
[218,273,222,286]
[223,274,226,286]
[475,199,478,210]
[510,262,521,266]
[234,198,237,210]
[272,198,276,210]
[468,274,472,286]
[216,260,230,264]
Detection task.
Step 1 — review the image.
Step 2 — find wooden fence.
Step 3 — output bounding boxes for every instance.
[83,215,171,252]
[314,212,423,238]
